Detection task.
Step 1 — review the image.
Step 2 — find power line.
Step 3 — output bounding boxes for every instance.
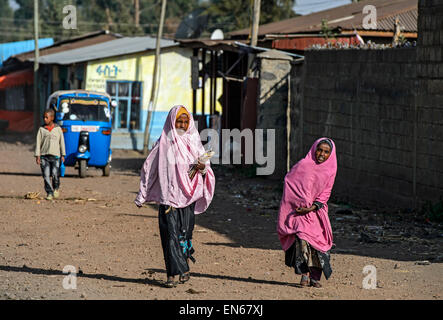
[0,17,163,28]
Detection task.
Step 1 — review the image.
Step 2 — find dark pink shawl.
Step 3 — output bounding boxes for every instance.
[277,137,337,253]
[135,105,215,214]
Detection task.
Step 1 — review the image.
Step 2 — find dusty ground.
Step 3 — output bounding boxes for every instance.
[0,133,442,300]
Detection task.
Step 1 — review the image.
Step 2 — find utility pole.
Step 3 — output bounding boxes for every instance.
[250,0,261,47]
[134,0,140,27]
[33,0,40,135]
[248,0,261,77]
[143,0,167,155]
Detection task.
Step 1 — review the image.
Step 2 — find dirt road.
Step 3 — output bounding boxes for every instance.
[0,134,442,300]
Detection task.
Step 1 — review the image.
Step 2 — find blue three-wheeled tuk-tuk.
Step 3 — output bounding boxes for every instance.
[46,90,117,178]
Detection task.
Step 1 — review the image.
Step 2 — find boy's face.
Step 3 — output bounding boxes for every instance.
[175,114,189,135]
[43,112,54,125]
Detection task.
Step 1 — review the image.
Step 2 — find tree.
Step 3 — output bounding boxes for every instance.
[12,0,34,40]
[205,0,297,33]
[0,0,13,19]
[0,0,298,43]
[89,0,141,35]
[0,0,14,42]
[40,0,80,41]
[139,0,200,36]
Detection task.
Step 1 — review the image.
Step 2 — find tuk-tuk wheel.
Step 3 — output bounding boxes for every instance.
[78,160,87,178]
[103,163,111,177]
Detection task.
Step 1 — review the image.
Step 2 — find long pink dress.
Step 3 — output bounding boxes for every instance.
[277,137,337,254]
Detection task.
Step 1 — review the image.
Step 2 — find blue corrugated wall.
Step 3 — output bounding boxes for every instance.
[0,38,54,66]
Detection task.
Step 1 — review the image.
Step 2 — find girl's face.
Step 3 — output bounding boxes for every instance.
[43,112,54,125]
[175,114,189,135]
[315,143,332,164]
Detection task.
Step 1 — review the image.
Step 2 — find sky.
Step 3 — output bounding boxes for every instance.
[7,0,354,16]
[293,0,353,15]
[8,0,19,11]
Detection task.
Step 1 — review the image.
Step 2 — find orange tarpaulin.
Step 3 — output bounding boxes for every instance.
[0,69,34,89]
[0,69,35,132]
[0,110,33,132]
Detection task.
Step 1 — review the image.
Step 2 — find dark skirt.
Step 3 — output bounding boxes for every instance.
[285,236,332,280]
[158,202,196,277]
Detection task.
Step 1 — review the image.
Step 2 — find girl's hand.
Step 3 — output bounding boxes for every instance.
[36,156,40,165]
[295,207,309,214]
[196,161,205,171]
[295,205,316,214]
[61,156,65,163]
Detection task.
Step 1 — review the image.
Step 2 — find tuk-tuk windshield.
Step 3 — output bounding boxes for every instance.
[62,99,110,122]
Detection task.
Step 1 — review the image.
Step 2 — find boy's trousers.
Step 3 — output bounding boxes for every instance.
[40,155,60,195]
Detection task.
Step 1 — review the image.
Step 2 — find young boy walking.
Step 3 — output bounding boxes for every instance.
[35,109,66,200]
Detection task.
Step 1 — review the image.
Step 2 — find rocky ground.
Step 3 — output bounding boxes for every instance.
[0,133,442,300]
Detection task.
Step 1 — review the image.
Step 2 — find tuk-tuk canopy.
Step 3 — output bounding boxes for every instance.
[47,90,112,110]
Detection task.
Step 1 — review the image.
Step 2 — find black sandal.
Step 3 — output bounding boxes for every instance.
[165,277,177,288]
[179,272,191,283]
[310,279,322,288]
[300,275,310,286]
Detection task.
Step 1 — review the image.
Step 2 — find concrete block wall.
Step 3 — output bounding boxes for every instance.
[415,0,443,201]
[289,0,443,208]
[295,48,418,207]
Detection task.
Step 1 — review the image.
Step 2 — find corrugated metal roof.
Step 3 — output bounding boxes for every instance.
[30,36,177,65]
[230,0,417,36]
[11,31,121,63]
[369,8,417,32]
[178,39,304,58]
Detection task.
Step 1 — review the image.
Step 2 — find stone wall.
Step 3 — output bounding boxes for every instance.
[256,51,293,179]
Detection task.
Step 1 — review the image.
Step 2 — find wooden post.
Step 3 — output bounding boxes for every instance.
[250,0,261,47]
[134,0,140,27]
[33,0,40,135]
[192,48,198,115]
[248,0,261,77]
[201,48,206,118]
[143,0,167,155]
[209,51,213,118]
[212,52,217,116]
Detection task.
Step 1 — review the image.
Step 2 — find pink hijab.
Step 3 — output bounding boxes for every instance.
[135,105,215,214]
[277,137,337,253]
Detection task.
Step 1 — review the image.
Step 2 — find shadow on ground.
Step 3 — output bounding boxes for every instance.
[112,151,443,263]
[0,264,164,288]
[0,264,295,288]
[1,136,441,264]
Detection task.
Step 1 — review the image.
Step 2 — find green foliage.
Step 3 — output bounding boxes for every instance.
[139,0,200,35]
[0,0,14,42]
[0,0,13,19]
[320,19,334,39]
[397,34,407,45]
[421,199,443,223]
[205,0,297,33]
[0,0,297,42]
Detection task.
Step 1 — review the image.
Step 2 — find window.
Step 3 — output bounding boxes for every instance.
[106,81,142,131]
[62,100,109,122]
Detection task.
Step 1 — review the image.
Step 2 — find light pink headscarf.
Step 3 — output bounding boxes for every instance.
[277,137,337,253]
[135,105,215,214]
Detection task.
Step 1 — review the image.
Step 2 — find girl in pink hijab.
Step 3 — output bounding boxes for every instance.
[277,137,337,288]
[135,105,215,288]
